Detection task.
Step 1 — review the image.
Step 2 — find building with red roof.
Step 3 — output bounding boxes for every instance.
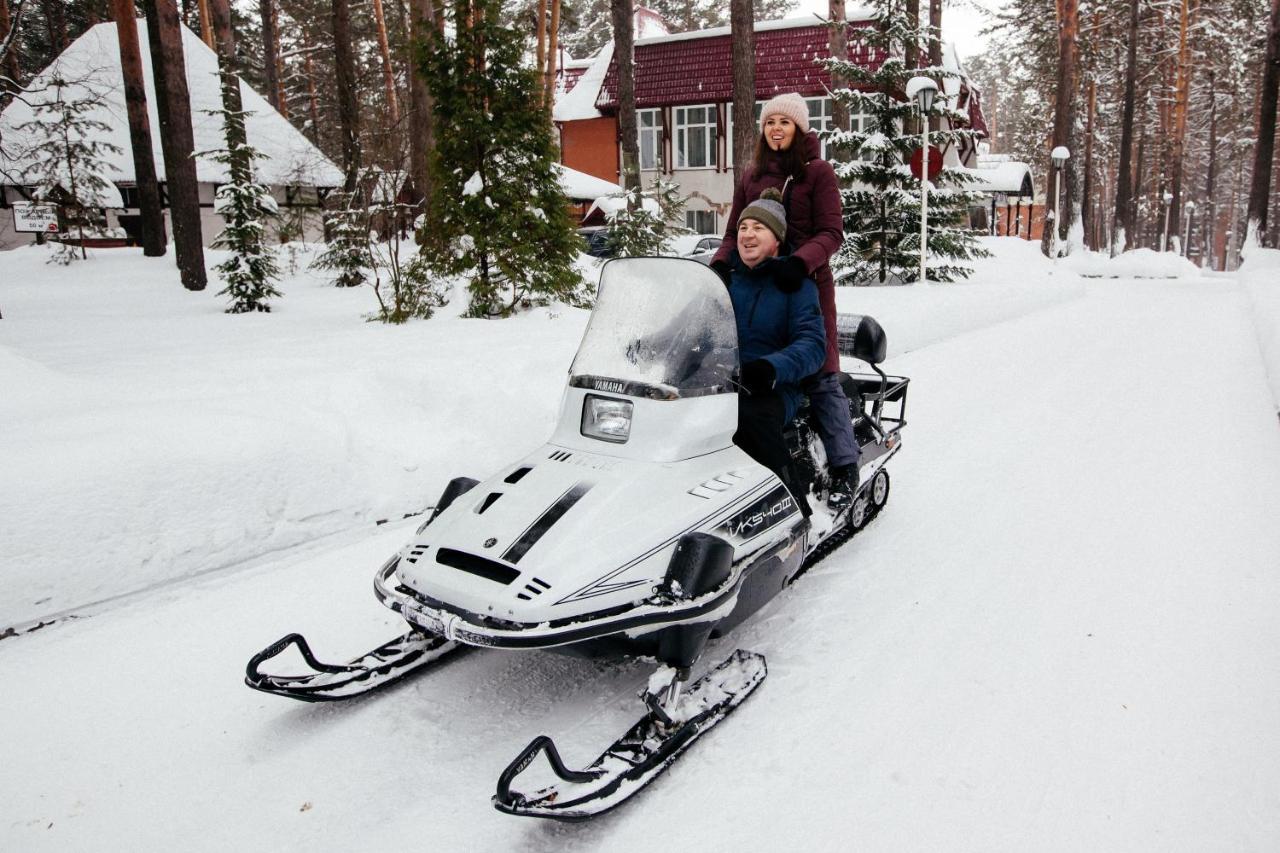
[554,11,993,235]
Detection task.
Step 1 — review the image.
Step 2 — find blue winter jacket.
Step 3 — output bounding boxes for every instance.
[727,251,827,422]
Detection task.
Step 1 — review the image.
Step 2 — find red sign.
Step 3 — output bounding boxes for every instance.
[909,146,944,181]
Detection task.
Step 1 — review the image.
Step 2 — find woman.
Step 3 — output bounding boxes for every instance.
[710,92,860,505]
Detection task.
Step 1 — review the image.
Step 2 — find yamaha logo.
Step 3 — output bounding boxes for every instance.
[593,379,625,393]
[484,537,498,548]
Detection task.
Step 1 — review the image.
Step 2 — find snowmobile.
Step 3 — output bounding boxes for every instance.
[245,256,909,820]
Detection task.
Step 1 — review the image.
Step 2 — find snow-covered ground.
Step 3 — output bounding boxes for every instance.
[3,239,1279,851]
[0,237,1079,631]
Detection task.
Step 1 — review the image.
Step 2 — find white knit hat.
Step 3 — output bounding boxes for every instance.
[758,92,810,133]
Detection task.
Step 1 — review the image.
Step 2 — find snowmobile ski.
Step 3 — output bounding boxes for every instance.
[493,649,767,820]
[245,630,459,702]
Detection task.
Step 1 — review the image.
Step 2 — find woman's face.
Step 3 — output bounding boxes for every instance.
[763,114,797,151]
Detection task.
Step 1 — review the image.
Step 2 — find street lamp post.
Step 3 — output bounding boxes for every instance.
[1050,146,1070,258]
[1183,201,1196,259]
[1161,191,1173,251]
[906,76,938,285]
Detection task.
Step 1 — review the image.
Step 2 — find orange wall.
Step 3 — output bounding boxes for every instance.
[560,117,618,184]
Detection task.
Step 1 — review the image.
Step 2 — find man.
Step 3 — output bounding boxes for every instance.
[726,189,827,516]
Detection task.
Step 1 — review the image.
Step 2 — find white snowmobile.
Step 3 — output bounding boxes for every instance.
[245,257,908,820]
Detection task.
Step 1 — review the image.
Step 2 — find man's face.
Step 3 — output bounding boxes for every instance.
[738,218,779,268]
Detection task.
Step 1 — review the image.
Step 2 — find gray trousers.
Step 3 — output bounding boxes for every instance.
[802,372,860,469]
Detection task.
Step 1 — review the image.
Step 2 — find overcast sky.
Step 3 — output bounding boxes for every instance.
[795,0,1004,63]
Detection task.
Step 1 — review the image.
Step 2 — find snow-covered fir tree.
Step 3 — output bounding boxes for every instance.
[16,77,123,263]
[312,191,371,288]
[415,0,584,316]
[821,0,987,283]
[201,104,281,313]
[605,178,688,256]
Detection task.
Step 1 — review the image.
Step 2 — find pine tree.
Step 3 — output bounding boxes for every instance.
[311,190,370,287]
[415,0,584,317]
[821,0,987,283]
[16,76,123,262]
[201,105,282,312]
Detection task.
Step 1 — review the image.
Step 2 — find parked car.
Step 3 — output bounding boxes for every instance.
[578,226,614,258]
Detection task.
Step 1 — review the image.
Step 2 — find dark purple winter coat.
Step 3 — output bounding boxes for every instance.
[712,130,844,374]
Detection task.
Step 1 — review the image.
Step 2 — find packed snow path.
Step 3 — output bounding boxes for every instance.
[3,277,1279,852]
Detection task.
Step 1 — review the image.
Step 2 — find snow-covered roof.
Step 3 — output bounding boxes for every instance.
[962,159,1034,195]
[554,41,613,122]
[585,194,661,219]
[0,20,343,188]
[556,163,619,201]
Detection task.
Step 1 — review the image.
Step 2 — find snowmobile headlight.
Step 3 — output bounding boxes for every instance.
[581,395,633,443]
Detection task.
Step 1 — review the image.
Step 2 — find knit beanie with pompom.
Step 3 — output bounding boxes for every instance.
[739,187,788,243]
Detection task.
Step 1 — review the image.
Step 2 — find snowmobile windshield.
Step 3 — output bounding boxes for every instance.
[569,258,739,399]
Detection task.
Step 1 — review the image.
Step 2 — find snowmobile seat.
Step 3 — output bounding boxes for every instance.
[835,314,887,365]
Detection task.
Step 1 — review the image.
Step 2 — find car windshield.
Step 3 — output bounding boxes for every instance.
[569,257,738,398]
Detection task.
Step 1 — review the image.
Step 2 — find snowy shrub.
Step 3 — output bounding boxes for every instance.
[605,179,690,258]
[16,76,123,264]
[312,192,371,288]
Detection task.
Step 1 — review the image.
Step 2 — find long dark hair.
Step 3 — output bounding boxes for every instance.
[751,131,808,182]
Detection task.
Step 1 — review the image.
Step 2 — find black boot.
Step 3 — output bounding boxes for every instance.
[827,462,859,510]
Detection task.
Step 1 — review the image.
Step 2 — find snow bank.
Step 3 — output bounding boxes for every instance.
[1238,247,1280,412]
[0,244,585,629]
[834,236,1086,357]
[0,237,1081,630]
[1063,247,1202,279]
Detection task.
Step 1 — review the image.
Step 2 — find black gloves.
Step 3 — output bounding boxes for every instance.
[709,259,731,287]
[773,256,809,293]
[739,359,777,395]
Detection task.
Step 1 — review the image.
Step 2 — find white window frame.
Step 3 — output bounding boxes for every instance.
[638,108,663,171]
[685,209,715,234]
[673,104,718,170]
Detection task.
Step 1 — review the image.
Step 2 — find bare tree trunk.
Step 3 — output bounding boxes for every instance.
[1111,0,1140,254]
[1082,76,1095,251]
[196,0,213,46]
[259,0,281,112]
[408,0,437,210]
[904,0,918,70]
[44,0,67,50]
[535,0,547,102]
[1167,0,1195,248]
[143,0,206,289]
[1041,0,1078,257]
[0,0,23,94]
[927,0,941,133]
[111,0,166,256]
[612,0,639,203]
[545,0,560,106]
[1134,116,1147,246]
[731,0,754,184]
[371,0,400,124]
[302,35,321,144]
[333,0,362,192]
[1245,0,1280,247]
[208,0,249,185]
[1203,70,1218,269]
[828,0,849,148]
